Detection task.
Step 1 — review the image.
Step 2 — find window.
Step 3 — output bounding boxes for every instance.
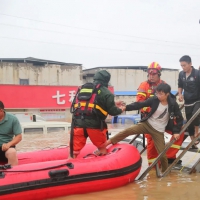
[20,79,29,85]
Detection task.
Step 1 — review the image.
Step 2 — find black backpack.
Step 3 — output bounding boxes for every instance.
[70,82,108,119]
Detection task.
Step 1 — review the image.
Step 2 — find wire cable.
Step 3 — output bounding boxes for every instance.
[0,35,200,57]
[0,12,200,47]
[1,23,200,49]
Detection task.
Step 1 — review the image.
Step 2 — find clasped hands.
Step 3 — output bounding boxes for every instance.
[115,101,126,112]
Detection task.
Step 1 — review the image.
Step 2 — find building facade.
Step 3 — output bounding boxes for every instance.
[83,66,180,114]
[0,57,82,121]
[0,57,82,86]
[0,59,180,120]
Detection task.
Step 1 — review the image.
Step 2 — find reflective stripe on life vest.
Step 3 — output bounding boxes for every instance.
[137,92,146,97]
[148,158,156,164]
[170,144,181,149]
[80,88,93,93]
[74,102,108,116]
[142,107,148,112]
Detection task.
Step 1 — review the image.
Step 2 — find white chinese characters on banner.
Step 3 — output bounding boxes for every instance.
[52,90,76,105]
[52,91,66,105]
[69,90,76,102]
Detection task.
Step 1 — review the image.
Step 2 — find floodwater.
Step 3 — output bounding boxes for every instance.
[16,123,200,200]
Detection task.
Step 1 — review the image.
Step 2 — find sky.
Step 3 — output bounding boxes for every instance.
[0,0,200,69]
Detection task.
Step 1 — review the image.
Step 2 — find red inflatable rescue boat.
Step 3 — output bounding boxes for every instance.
[0,143,142,200]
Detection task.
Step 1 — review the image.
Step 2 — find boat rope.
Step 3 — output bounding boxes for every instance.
[179,148,200,172]
[0,162,73,173]
[41,145,69,150]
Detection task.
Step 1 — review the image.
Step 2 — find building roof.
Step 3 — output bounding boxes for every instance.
[83,66,179,71]
[83,66,179,78]
[0,57,82,66]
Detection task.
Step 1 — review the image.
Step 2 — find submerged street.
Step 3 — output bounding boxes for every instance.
[17,124,200,200]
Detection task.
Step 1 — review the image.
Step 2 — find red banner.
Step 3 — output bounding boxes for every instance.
[0,85,114,109]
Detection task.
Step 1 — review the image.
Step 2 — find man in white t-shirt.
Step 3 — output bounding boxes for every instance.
[102,83,183,173]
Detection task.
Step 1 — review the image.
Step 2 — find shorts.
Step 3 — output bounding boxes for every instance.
[0,146,15,162]
[72,128,107,154]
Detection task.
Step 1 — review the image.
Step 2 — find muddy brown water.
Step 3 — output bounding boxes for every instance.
[16,124,200,200]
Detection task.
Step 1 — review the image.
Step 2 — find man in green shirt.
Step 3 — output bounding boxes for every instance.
[0,101,22,166]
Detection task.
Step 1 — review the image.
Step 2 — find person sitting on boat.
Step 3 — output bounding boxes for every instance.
[101,83,184,172]
[0,101,22,166]
[69,70,123,158]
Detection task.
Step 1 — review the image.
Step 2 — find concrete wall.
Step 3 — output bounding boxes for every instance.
[83,68,179,91]
[0,61,81,122]
[2,64,180,121]
[83,67,180,115]
[0,62,82,86]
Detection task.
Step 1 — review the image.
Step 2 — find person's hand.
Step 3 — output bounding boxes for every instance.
[173,134,180,140]
[115,101,122,106]
[120,105,126,112]
[178,94,183,102]
[2,143,11,151]
[115,101,126,107]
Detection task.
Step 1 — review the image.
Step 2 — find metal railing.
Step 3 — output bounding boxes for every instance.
[137,107,200,180]
[162,132,200,177]
[188,158,200,174]
[129,104,185,155]
[129,134,147,154]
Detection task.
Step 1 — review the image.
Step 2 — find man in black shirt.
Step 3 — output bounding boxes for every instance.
[178,55,200,148]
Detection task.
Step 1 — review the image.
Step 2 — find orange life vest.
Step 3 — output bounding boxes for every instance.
[136,80,165,113]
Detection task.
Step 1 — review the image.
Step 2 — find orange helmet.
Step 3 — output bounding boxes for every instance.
[147,62,162,76]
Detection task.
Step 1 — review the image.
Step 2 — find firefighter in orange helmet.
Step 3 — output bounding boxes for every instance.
[136,62,184,165]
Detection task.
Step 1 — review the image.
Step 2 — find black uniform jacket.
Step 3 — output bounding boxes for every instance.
[126,95,183,134]
[178,67,200,104]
